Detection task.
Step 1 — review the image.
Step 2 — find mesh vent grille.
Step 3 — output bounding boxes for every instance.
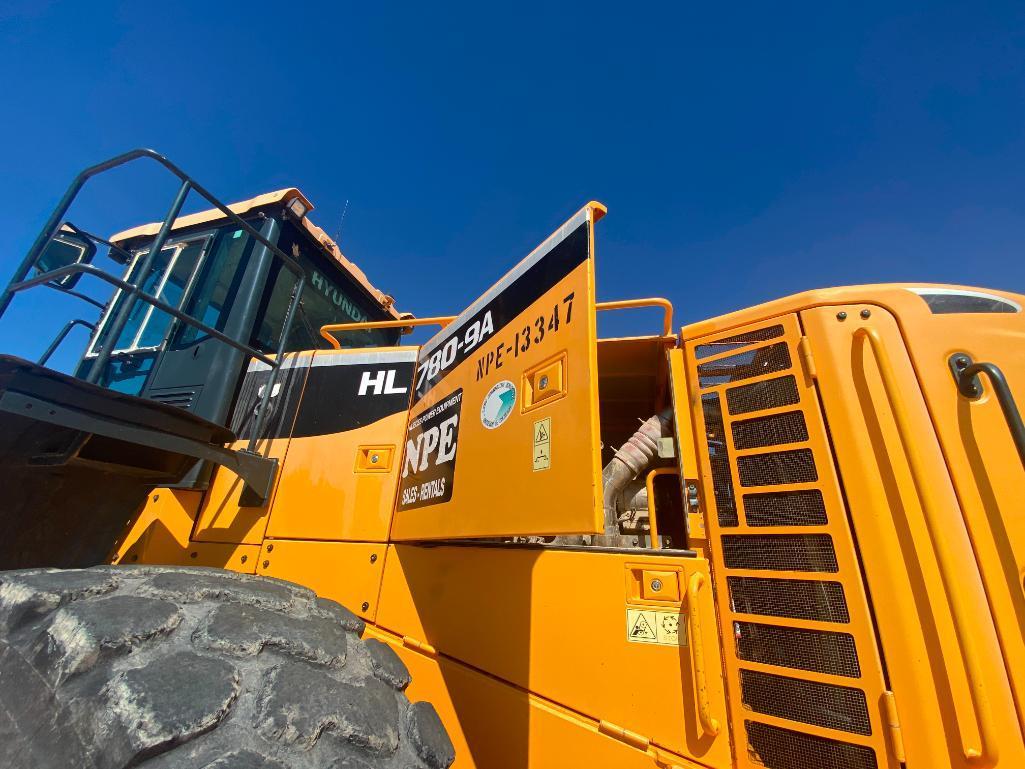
[702,393,738,526]
[743,490,827,526]
[736,621,861,677]
[745,721,878,769]
[740,669,871,735]
[722,534,838,572]
[698,343,791,387]
[732,411,808,450]
[695,324,785,359]
[728,576,850,622]
[727,375,800,416]
[738,449,817,487]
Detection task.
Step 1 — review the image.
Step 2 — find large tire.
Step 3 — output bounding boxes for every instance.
[0,565,455,769]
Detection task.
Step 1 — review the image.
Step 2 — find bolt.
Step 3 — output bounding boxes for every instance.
[266,544,274,552]
[860,309,871,319]
[539,375,549,390]
[361,601,370,611]
[240,555,248,564]
[370,553,378,563]
[650,578,663,592]
[152,494,160,502]
[955,356,969,369]
[262,560,270,568]
[836,311,847,321]
[190,551,197,559]
[370,454,379,464]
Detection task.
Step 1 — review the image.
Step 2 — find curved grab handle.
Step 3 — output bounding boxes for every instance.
[596,298,674,337]
[320,316,455,349]
[687,572,721,737]
[857,327,997,764]
[954,358,1025,472]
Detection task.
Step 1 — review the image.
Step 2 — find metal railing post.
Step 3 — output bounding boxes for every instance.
[85,180,192,383]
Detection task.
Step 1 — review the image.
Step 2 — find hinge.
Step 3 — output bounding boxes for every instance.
[882,690,907,762]
[597,719,651,751]
[401,635,438,657]
[798,335,817,380]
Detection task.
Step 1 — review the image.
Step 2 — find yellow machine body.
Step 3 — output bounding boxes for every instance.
[113,202,1025,769]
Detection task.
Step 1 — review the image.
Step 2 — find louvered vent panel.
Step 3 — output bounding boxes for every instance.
[689,315,893,769]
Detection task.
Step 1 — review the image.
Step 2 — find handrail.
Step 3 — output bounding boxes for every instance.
[0,148,311,457]
[856,326,996,764]
[596,298,674,337]
[10,263,278,368]
[38,319,95,367]
[955,360,1025,472]
[645,467,678,550]
[320,316,456,349]
[686,572,721,737]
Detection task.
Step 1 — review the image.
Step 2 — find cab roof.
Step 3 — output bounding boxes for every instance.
[109,188,403,320]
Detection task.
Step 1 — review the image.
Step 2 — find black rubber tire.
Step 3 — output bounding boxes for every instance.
[0,565,455,769]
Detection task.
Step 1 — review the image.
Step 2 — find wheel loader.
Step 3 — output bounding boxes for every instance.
[0,149,1022,769]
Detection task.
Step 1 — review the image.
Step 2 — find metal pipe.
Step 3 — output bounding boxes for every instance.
[320,316,455,348]
[596,298,674,337]
[85,180,192,384]
[958,361,1025,471]
[601,409,673,536]
[38,319,95,366]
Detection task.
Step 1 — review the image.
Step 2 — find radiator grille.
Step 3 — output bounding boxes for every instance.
[689,317,889,769]
[740,669,871,735]
[698,342,791,387]
[738,449,817,486]
[735,621,861,677]
[727,375,800,415]
[732,411,808,450]
[728,576,850,623]
[743,490,827,526]
[746,722,878,769]
[723,534,838,572]
[702,393,738,526]
[695,324,785,359]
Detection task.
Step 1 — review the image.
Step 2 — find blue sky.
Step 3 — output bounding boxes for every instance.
[1,2,1023,371]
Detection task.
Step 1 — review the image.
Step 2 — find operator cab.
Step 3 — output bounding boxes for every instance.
[78,189,402,427]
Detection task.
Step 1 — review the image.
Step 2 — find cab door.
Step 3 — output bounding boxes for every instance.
[391,203,606,540]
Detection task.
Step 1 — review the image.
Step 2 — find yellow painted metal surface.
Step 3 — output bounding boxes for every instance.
[193,353,313,544]
[802,302,1025,768]
[390,204,604,540]
[685,313,900,769]
[364,623,709,769]
[257,539,386,622]
[374,543,731,766]
[111,489,257,573]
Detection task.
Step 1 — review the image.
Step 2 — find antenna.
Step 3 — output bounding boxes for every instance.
[334,199,350,244]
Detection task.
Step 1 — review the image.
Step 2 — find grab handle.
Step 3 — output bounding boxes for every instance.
[687,572,721,737]
[951,354,1025,472]
[857,328,996,764]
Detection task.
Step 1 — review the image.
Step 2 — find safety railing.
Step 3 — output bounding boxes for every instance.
[687,572,721,737]
[319,297,675,348]
[0,148,309,456]
[951,353,1025,472]
[644,467,678,550]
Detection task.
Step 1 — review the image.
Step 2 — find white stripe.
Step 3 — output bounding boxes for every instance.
[310,349,418,367]
[418,206,592,358]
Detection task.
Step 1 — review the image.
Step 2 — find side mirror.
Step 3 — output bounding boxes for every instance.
[35,227,96,290]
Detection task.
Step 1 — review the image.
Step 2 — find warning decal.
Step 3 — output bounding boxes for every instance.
[626,608,687,647]
[533,417,551,471]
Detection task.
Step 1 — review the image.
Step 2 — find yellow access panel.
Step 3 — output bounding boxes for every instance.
[391,203,605,539]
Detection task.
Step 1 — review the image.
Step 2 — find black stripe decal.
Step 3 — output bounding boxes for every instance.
[414,221,589,402]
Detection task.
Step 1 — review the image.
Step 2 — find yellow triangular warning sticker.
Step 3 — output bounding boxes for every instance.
[535,423,549,442]
[630,613,657,641]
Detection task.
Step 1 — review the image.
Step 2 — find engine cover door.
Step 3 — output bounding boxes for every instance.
[391,203,605,540]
